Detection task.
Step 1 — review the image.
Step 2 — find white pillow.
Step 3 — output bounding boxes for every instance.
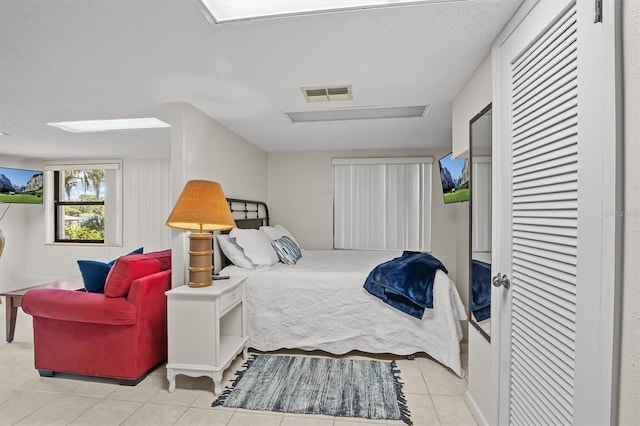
[260,224,301,249]
[230,228,279,268]
[217,235,254,269]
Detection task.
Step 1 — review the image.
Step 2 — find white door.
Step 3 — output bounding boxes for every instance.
[491,0,621,425]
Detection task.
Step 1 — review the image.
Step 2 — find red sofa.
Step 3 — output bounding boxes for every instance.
[22,249,171,385]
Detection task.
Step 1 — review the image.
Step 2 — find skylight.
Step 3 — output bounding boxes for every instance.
[48,118,171,133]
[196,0,467,23]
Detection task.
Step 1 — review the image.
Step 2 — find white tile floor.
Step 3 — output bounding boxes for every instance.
[0,310,477,426]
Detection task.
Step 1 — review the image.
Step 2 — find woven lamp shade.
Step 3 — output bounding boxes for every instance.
[166,180,235,287]
[166,180,236,232]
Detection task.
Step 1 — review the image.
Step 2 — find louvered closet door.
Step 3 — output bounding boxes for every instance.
[493,1,620,425]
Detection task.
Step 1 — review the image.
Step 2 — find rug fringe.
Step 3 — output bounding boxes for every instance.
[212,354,258,407]
[391,360,413,426]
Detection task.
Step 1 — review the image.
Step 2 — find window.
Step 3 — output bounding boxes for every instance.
[333,157,433,251]
[44,162,122,245]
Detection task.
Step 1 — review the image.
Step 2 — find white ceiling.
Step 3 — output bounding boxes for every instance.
[0,0,522,160]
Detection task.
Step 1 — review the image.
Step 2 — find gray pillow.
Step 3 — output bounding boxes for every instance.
[271,236,302,265]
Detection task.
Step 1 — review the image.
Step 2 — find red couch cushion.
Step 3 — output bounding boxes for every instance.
[104,249,171,298]
[22,289,137,325]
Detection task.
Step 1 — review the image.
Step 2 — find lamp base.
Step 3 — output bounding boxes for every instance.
[188,233,213,288]
[188,281,212,288]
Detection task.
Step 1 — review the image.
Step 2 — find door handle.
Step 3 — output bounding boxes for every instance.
[492,273,511,289]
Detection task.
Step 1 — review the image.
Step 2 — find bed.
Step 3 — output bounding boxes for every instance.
[215,199,468,376]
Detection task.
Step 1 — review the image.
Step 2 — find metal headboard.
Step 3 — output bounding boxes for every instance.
[227,198,269,229]
[214,198,270,273]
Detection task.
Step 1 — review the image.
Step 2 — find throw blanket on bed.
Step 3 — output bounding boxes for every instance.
[363,251,448,319]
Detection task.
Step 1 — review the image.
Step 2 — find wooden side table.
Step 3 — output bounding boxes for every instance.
[0,277,84,342]
[165,276,248,395]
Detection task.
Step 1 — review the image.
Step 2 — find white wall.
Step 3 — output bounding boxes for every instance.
[451,55,492,159]
[0,157,172,292]
[452,53,492,425]
[619,1,639,424]
[169,102,267,201]
[169,102,268,287]
[267,148,466,292]
[0,156,35,290]
[122,159,172,253]
[466,328,491,426]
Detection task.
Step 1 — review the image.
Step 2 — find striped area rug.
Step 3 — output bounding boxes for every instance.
[213,354,411,425]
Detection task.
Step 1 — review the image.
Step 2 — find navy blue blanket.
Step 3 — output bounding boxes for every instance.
[471,259,491,322]
[363,251,448,319]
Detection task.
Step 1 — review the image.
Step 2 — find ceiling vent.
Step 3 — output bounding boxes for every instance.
[302,85,353,103]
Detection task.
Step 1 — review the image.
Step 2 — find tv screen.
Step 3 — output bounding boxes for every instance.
[0,167,44,204]
[438,153,469,204]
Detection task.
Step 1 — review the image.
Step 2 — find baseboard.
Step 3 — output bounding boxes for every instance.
[465,390,489,426]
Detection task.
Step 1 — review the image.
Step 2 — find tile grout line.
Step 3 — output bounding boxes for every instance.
[2,311,475,426]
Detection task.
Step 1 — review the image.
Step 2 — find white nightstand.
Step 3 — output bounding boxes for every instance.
[165,276,248,395]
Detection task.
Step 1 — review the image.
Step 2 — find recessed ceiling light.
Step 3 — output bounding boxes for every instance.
[47,118,171,133]
[196,0,467,23]
[285,105,430,123]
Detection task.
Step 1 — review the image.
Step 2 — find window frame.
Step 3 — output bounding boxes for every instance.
[52,170,106,243]
[44,161,123,246]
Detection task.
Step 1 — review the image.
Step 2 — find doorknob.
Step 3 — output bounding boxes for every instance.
[492,273,511,289]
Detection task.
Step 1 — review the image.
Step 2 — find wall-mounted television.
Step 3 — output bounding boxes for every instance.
[438,153,469,204]
[0,167,44,204]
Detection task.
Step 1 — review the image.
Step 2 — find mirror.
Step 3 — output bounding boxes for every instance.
[469,103,492,341]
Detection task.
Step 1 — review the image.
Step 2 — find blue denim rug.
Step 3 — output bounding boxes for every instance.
[213,354,412,425]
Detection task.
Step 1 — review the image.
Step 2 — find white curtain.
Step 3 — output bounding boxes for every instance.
[333,157,432,251]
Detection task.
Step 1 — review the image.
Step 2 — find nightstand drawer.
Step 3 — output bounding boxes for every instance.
[220,285,242,313]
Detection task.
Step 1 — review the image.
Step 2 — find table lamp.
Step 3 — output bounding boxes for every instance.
[165,180,235,287]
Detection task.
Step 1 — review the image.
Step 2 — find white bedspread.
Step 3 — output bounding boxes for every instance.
[221,250,467,375]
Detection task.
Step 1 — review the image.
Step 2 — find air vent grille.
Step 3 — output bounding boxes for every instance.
[306,89,329,97]
[327,87,349,96]
[302,85,353,102]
